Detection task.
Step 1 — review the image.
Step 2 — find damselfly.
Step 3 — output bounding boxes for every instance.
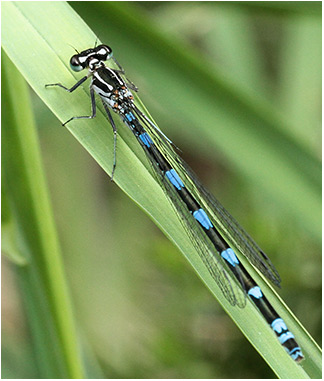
[46,44,304,362]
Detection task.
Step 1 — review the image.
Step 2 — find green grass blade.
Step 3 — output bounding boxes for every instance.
[2,50,84,378]
[2,1,321,378]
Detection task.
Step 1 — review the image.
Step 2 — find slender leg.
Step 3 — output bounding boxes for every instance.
[111,57,138,92]
[46,76,97,126]
[113,69,138,92]
[61,86,97,126]
[125,80,139,92]
[112,56,125,73]
[45,75,88,92]
[102,102,118,181]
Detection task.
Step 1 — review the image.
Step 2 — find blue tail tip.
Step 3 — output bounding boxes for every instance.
[290,347,304,363]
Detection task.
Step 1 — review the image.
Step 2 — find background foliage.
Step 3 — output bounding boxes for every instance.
[2,1,321,378]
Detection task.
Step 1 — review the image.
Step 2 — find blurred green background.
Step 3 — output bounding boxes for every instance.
[2,2,321,378]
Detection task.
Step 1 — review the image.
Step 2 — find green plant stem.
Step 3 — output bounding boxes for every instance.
[2,52,84,379]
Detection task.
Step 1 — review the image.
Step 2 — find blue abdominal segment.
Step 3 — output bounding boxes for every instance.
[166,169,184,190]
[193,208,213,230]
[221,248,240,267]
[139,132,153,148]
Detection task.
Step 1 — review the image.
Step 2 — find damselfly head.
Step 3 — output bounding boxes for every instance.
[69,44,113,72]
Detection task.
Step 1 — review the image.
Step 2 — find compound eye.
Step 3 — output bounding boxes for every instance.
[70,55,83,72]
[96,44,113,60]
